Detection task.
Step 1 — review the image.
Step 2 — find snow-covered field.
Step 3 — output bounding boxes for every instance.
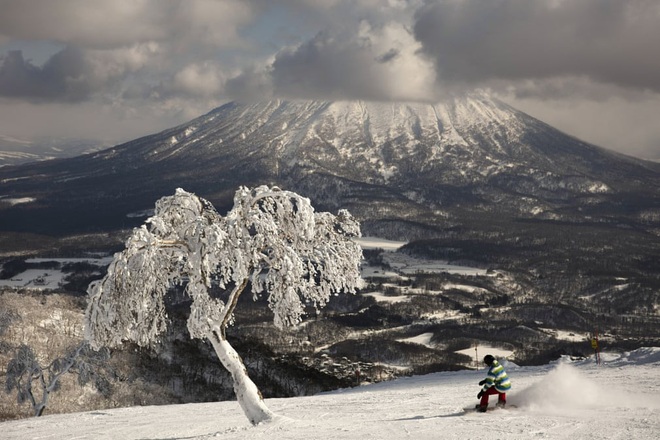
[0,257,112,289]
[3,348,659,440]
[354,237,406,251]
[357,236,488,280]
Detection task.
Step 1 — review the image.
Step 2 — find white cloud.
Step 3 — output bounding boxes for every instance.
[174,63,227,97]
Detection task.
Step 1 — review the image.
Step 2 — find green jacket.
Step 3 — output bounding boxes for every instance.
[481,360,511,393]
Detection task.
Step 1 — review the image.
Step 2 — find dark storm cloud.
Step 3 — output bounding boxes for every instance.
[268,32,386,101]
[0,47,93,101]
[413,0,660,94]
[376,48,400,64]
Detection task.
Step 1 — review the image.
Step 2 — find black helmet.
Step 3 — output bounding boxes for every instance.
[483,355,495,366]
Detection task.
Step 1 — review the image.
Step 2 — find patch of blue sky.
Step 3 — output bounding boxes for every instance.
[0,40,64,66]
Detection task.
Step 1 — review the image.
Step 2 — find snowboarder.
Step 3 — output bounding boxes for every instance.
[476,354,511,412]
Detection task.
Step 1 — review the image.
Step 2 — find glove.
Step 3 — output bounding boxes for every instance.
[478,380,486,386]
[477,391,484,399]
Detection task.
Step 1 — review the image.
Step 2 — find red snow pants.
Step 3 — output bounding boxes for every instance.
[480,387,506,407]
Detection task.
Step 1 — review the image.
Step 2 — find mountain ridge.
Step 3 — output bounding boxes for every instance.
[1,93,660,240]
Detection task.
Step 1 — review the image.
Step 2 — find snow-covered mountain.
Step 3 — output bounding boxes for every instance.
[1,92,659,238]
[0,134,38,165]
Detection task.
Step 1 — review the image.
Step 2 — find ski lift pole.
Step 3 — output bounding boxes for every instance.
[591,328,600,365]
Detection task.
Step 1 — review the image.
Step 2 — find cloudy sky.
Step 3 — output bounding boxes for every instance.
[1,0,659,159]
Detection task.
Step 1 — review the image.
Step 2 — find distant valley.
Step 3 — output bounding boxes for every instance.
[0,134,105,167]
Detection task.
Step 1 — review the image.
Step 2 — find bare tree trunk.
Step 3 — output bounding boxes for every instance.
[206,329,274,425]
[33,343,85,417]
[35,403,46,417]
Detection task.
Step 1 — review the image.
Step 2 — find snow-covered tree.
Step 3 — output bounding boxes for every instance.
[84,185,363,425]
